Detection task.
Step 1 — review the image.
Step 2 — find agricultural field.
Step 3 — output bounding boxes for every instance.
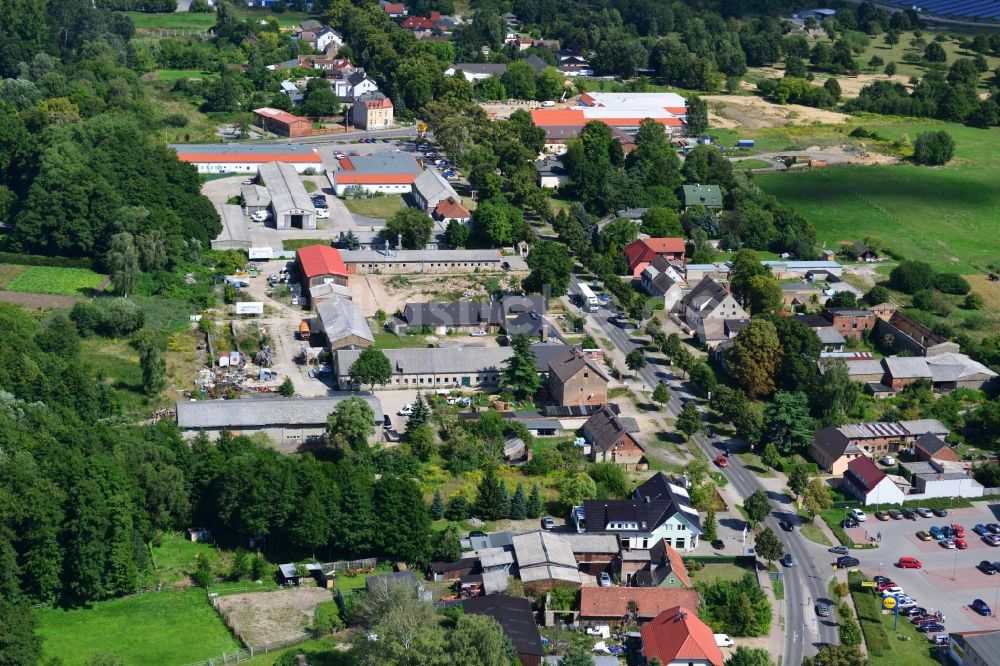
[1,265,106,295]
[755,122,1000,273]
[37,589,239,665]
[126,10,320,32]
[341,195,406,219]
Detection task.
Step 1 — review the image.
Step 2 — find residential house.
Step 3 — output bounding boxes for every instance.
[511,531,582,589]
[913,433,958,462]
[641,607,724,666]
[352,92,394,129]
[296,245,349,297]
[841,456,906,506]
[536,159,569,189]
[523,54,548,74]
[379,1,407,17]
[401,16,436,30]
[560,534,619,575]
[556,50,592,76]
[433,197,472,226]
[576,473,701,551]
[849,242,881,262]
[462,595,544,666]
[412,168,461,212]
[680,276,749,347]
[314,296,373,351]
[445,63,508,82]
[334,71,380,100]
[547,347,609,407]
[582,405,645,468]
[578,587,700,626]
[823,307,877,341]
[314,27,342,53]
[809,421,947,475]
[630,541,691,588]
[876,309,961,357]
[782,283,825,309]
[623,238,686,277]
[681,184,722,210]
[814,326,847,353]
[641,256,687,312]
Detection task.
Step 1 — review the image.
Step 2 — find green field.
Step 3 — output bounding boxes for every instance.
[372,331,435,349]
[342,196,406,219]
[38,589,239,665]
[2,265,106,295]
[283,239,328,251]
[126,10,319,31]
[147,532,225,588]
[755,122,1000,273]
[156,69,218,82]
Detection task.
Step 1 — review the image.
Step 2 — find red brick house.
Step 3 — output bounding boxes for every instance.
[914,433,958,462]
[623,238,686,277]
[547,347,608,407]
[823,307,877,341]
[253,107,313,138]
[582,405,646,469]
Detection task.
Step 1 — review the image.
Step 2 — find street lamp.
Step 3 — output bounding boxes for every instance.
[953,548,959,581]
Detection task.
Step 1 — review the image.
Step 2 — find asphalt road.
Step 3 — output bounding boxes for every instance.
[569,276,838,662]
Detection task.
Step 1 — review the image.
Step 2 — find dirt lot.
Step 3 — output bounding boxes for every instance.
[349,271,525,318]
[704,94,851,129]
[0,290,81,309]
[214,587,331,646]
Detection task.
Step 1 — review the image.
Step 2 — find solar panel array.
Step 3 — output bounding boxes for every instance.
[893,0,1000,21]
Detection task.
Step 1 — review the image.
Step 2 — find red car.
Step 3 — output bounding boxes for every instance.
[877,580,898,591]
[715,455,729,468]
[953,524,966,538]
[956,538,968,550]
[897,557,923,569]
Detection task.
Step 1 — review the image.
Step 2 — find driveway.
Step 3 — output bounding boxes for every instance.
[850,503,1000,632]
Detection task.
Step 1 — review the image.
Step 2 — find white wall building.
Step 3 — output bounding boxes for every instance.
[171,143,323,174]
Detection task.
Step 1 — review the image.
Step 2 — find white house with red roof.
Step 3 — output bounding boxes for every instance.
[531,91,687,139]
[171,144,323,175]
[623,237,686,277]
[842,456,906,506]
[328,152,423,195]
[641,606,724,666]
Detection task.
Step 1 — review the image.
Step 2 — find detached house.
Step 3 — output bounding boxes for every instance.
[842,456,906,506]
[352,93,394,129]
[680,276,749,347]
[641,256,686,312]
[314,28,343,53]
[582,405,645,469]
[623,237,686,277]
[547,347,609,407]
[641,607,725,666]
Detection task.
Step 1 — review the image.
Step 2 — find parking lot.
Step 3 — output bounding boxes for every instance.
[845,502,1000,632]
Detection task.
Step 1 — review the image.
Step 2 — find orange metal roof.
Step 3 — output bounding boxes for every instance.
[665,106,687,114]
[335,173,418,184]
[296,245,347,279]
[176,152,322,164]
[253,108,309,125]
[531,109,683,128]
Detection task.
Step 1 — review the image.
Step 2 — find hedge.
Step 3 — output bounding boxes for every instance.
[0,252,93,269]
[848,571,891,656]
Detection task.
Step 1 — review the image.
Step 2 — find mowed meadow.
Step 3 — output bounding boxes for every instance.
[754,121,1000,273]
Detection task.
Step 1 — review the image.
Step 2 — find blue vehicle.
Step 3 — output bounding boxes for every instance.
[973,599,993,616]
[975,524,989,536]
[929,526,944,540]
[942,526,955,539]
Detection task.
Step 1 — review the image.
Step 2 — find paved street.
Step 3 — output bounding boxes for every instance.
[569,276,838,663]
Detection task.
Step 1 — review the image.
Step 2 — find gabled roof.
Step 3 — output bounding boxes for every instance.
[434,197,470,220]
[624,238,685,271]
[548,346,609,383]
[413,168,459,205]
[296,245,348,279]
[846,456,887,493]
[523,54,548,74]
[403,301,500,327]
[579,587,700,620]
[253,107,309,125]
[511,531,581,585]
[176,394,382,430]
[914,433,952,457]
[429,556,479,574]
[583,405,641,453]
[462,595,543,657]
[884,356,933,379]
[681,276,732,313]
[641,607,724,666]
[316,296,374,345]
[582,493,700,534]
[663,543,691,587]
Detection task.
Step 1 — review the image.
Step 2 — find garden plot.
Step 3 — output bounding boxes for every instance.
[214,586,332,646]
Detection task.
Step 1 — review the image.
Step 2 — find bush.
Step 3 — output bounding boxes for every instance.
[848,572,891,655]
[697,572,772,636]
[934,273,971,295]
[889,260,935,294]
[312,601,345,635]
[913,130,955,165]
[913,289,952,316]
[964,292,984,310]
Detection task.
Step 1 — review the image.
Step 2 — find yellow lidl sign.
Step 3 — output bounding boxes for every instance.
[883,597,897,610]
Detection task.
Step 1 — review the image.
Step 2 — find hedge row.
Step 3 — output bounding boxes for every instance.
[0,252,93,269]
[848,572,891,656]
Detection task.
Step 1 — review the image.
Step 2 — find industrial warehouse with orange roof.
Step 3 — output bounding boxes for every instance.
[328,152,424,195]
[171,144,323,174]
[295,245,349,300]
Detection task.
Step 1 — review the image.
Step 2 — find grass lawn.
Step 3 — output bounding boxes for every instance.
[38,589,238,665]
[155,69,218,82]
[689,562,754,584]
[849,572,939,666]
[799,520,833,547]
[756,122,1000,273]
[773,578,785,601]
[372,331,434,349]
[127,10,319,31]
[3,265,106,295]
[80,338,147,415]
[146,532,225,588]
[736,452,775,477]
[341,196,405,219]
[282,239,329,251]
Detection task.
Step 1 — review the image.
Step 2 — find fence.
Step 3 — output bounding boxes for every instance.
[209,593,311,653]
[180,635,308,666]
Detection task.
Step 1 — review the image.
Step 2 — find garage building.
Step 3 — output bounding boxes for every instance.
[259,161,316,229]
[296,245,349,302]
[241,184,271,215]
[175,394,383,443]
[253,107,313,138]
[211,204,252,251]
[171,143,323,174]
[315,296,374,351]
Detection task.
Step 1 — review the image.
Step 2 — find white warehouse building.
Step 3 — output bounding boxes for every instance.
[170,143,324,174]
[258,161,316,230]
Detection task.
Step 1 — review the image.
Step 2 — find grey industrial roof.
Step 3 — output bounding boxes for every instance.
[843,359,886,376]
[337,346,512,376]
[816,327,846,345]
[176,394,383,429]
[342,152,422,175]
[413,168,459,204]
[258,161,314,214]
[216,204,251,244]
[512,531,578,569]
[899,419,950,437]
[171,143,320,156]
[316,296,374,345]
[927,353,997,380]
[884,356,933,379]
[308,281,353,302]
[340,249,502,263]
[559,533,619,554]
[478,547,514,569]
[241,184,271,208]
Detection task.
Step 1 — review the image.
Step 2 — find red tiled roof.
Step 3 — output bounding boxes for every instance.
[579,587,700,620]
[624,238,685,272]
[434,197,470,219]
[363,97,393,109]
[253,108,310,125]
[335,173,418,185]
[402,16,434,29]
[641,607,724,666]
[176,152,322,164]
[383,2,405,12]
[664,545,691,588]
[296,245,347,279]
[847,456,886,492]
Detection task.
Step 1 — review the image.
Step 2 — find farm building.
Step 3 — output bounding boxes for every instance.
[875,310,961,357]
[259,161,316,229]
[296,245,349,299]
[211,204,252,251]
[547,347,608,407]
[175,394,383,443]
[314,296,373,351]
[253,107,313,138]
[328,152,423,196]
[171,143,323,174]
[334,346,512,390]
[241,183,272,215]
[412,168,461,212]
[339,248,502,274]
[511,531,582,589]
[578,587,701,626]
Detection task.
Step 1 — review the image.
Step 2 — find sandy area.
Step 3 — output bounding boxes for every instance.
[215,587,332,646]
[348,271,523,318]
[704,95,851,129]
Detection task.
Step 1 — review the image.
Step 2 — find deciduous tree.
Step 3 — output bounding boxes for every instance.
[727,318,783,398]
[754,526,784,564]
[349,347,392,388]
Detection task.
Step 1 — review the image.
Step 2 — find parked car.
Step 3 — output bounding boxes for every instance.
[598,572,612,587]
[897,557,923,569]
[241,178,254,185]
[541,516,555,530]
[889,509,904,520]
[830,545,849,555]
[952,524,966,538]
[250,210,270,222]
[900,606,927,617]
[382,415,392,428]
[315,209,329,219]
[334,152,347,159]
[933,508,949,517]
[851,508,868,522]
[873,575,892,585]
[816,603,831,617]
[979,561,997,575]
[397,404,414,415]
[881,586,904,596]
[382,138,391,143]
[714,634,735,648]
[916,531,932,541]
[930,634,950,646]
[917,507,934,518]
[918,623,947,633]
[875,511,889,521]
[988,523,1000,535]
[712,539,726,550]
[901,508,918,520]
[929,526,943,539]
[881,455,896,466]
[779,519,794,532]
[941,526,955,539]
[470,329,486,337]
[975,524,990,536]
[973,599,993,616]
[782,553,795,567]
[940,539,956,549]
[715,455,729,468]
[837,556,860,568]
[842,518,859,529]
[898,598,919,609]
[986,535,1000,547]
[956,538,968,550]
